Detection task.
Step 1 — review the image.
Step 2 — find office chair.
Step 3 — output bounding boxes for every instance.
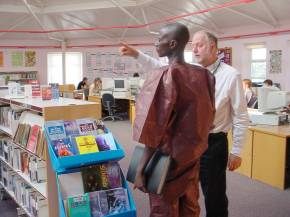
[102,93,123,121]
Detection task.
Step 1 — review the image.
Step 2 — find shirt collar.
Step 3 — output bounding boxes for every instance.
[206,59,220,74]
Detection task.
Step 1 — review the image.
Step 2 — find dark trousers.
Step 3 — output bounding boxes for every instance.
[200,132,229,217]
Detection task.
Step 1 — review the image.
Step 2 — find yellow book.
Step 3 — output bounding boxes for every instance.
[75,135,99,154]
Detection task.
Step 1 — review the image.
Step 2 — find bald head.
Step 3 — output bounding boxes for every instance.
[155,23,190,60]
[192,31,218,67]
[160,23,190,49]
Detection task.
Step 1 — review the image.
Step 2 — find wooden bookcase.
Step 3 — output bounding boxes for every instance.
[0,96,101,216]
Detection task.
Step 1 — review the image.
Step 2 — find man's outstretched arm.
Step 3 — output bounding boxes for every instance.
[119,43,165,72]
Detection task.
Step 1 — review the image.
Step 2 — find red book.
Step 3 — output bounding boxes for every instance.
[26,125,40,153]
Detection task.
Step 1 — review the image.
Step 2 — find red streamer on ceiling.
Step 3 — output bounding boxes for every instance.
[0,0,255,34]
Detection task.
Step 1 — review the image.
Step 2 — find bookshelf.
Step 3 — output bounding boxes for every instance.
[0,181,32,217]
[0,96,101,217]
[0,71,37,85]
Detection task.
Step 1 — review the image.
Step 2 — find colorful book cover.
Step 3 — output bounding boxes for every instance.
[81,164,109,193]
[45,120,66,141]
[95,136,110,151]
[81,165,103,192]
[106,162,122,189]
[100,133,117,150]
[75,135,99,154]
[97,164,110,190]
[51,137,78,157]
[26,125,40,153]
[67,194,91,217]
[106,188,129,215]
[99,190,109,216]
[64,120,79,136]
[76,119,97,135]
[89,191,103,217]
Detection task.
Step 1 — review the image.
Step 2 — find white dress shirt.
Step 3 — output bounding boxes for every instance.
[136,51,249,156]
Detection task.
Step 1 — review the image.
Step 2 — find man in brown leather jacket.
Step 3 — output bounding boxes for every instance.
[133,23,215,217]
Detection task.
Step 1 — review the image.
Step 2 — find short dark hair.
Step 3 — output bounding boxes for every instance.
[83,77,88,81]
[133,73,139,77]
[263,79,273,86]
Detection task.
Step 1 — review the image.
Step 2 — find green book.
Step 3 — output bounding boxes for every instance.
[67,194,91,217]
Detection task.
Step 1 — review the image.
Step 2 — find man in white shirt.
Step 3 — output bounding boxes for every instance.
[120,30,249,217]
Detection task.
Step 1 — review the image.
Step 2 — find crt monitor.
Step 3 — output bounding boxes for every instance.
[258,87,290,112]
[114,78,128,91]
[101,77,114,90]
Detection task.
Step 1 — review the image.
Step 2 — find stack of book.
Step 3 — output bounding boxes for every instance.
[0,163,48,217]
[14,123,47,160]
[45,119,117,158]
[59,162,130,217]
[0,138,46,184]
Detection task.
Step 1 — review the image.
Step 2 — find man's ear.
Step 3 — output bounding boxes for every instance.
[169,40,177,49]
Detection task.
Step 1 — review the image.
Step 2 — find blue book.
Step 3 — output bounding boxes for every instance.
[99,133,117,150]
[45,120,66,141]
[64,120,80,136]
[51,137,79,157]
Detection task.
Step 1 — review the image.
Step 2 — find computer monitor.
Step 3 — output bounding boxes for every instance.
[114,78,128,92]
[101,77,114,90]
[258,87,290,112]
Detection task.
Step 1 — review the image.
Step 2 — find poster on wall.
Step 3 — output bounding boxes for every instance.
[25,51,36,67]
[218,47,232,65]
[11,51,23,67]
[84,48,156,81]
[269,50,282,74]
[0,51,3,67]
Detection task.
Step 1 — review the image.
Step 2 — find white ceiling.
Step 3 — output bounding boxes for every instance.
[0,0,290,42]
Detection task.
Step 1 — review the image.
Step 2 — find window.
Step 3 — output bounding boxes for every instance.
[65,52,83,86]
[251,48,266,82]
[47,53,63,84]
[47,52,83,86]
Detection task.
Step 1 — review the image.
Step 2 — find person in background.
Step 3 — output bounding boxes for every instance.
[242,79,258,108]
[89,77,102,96]
[77,77,89,90]
[133,23,215,217]
[133,72,140,77]
[120,30,249,217]
[263,79,280,90]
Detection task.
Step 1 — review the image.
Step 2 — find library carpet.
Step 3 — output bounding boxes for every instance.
[1,120,290,217]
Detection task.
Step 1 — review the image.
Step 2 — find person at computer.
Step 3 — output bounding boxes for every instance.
[89,77,102,96]
[242,79,257,108]
[77,77,89,90]
[263,79,280,90]
[133,23,215,217]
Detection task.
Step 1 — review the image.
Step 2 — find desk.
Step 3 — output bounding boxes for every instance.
[130,105,290,189]
[229,125,290,190]
[88,95,135,120]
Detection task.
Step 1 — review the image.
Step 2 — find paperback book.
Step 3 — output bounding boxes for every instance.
[52,137,78,157]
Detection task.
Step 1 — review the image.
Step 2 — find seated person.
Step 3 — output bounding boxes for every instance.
[133,72,140,77]
[77,77,89,90]
[243,79,257,108]
[263,79,280,90]
[89,77,102,96]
